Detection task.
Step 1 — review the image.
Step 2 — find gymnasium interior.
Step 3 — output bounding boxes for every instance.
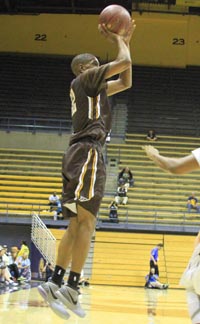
[0,1,200,323]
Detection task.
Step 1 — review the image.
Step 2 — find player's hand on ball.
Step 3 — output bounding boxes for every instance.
[142,145,160,160]
[123,20,136,45]
[98,23,122,43]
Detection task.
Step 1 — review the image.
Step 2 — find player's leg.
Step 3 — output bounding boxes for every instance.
[55,205,95,317]
[69,205,95,272]
[37,214,79,320]
[155,264,159,276]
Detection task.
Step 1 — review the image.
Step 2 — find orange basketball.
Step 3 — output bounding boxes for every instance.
[99,4,131,36]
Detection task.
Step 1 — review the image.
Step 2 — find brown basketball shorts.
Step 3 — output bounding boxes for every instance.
[62,140,106,217]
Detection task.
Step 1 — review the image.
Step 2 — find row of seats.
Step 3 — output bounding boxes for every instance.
[0,54,73,130]
[118,65,200,136]
[1,55,200,137]
[0,147,63,218]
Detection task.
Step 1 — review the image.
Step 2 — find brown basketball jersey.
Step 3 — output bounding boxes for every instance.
[69,65,111,146]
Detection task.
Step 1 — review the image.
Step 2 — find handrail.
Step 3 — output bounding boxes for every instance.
[0,116,72,134]
[1,202,200,229]
[97,206,200,228]
[0,116,126,138]
[0,202,52,217]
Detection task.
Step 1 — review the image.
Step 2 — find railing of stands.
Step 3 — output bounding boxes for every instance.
[0,116,72,134]
[97,207,200,229]
[0,203,54,220]
[1,203,200,230]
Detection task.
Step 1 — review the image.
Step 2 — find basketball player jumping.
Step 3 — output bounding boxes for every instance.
[143,144,200,324]
[38,21,136,319]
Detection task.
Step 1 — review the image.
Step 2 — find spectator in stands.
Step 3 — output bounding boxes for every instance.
[17,251,31,282]
[0,245,17,286]
[118,167,134,189]
[187,192,200,213]
[109,200,119,223]
[8,246,20,281]
[2,245,9,266]
[49,192,60,211]
[115,181,128,205]
[0,246,9,284]
[150,243,163,276]
[146,129,157,141]
[18,240,30,258]
[2,245,13,282]
[145,268,168,289]
[42,262,54,282]
[53,199,63,221]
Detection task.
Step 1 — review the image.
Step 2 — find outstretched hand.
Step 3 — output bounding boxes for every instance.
[98,20,136,47]
[123,20,136,45]
[98,23,123,43]
[142,145,160,160]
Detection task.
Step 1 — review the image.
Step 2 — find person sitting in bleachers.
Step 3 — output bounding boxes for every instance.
[108,201,119,223]
[53,199,63,220]
[115,181,128,206]
[118,167,134,190]
[146,129,157,141]
[48,192,60,211]
[187,192,200,213]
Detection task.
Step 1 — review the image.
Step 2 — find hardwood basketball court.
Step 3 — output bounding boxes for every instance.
[0,283,191,324]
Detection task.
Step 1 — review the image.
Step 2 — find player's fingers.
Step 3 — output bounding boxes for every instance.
[98,23,108,35]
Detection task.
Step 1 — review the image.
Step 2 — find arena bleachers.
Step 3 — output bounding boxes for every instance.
[99,133,200,226]
[0,147,63,218]
[0,53,73,132]
[1,133,200,225]
[122,65,200,136]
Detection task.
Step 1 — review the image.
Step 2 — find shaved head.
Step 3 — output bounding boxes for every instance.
[71,53,99,76]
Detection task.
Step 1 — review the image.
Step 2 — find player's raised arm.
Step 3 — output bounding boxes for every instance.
[98,21,135,96]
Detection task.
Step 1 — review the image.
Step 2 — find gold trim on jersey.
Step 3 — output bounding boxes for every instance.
[75,148,92,199]
[75,148,98,201]
[70,88,77,117]
[89,149,98,199]
[88,95,100,120]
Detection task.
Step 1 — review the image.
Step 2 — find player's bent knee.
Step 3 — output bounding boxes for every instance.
[77,205,96,229]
